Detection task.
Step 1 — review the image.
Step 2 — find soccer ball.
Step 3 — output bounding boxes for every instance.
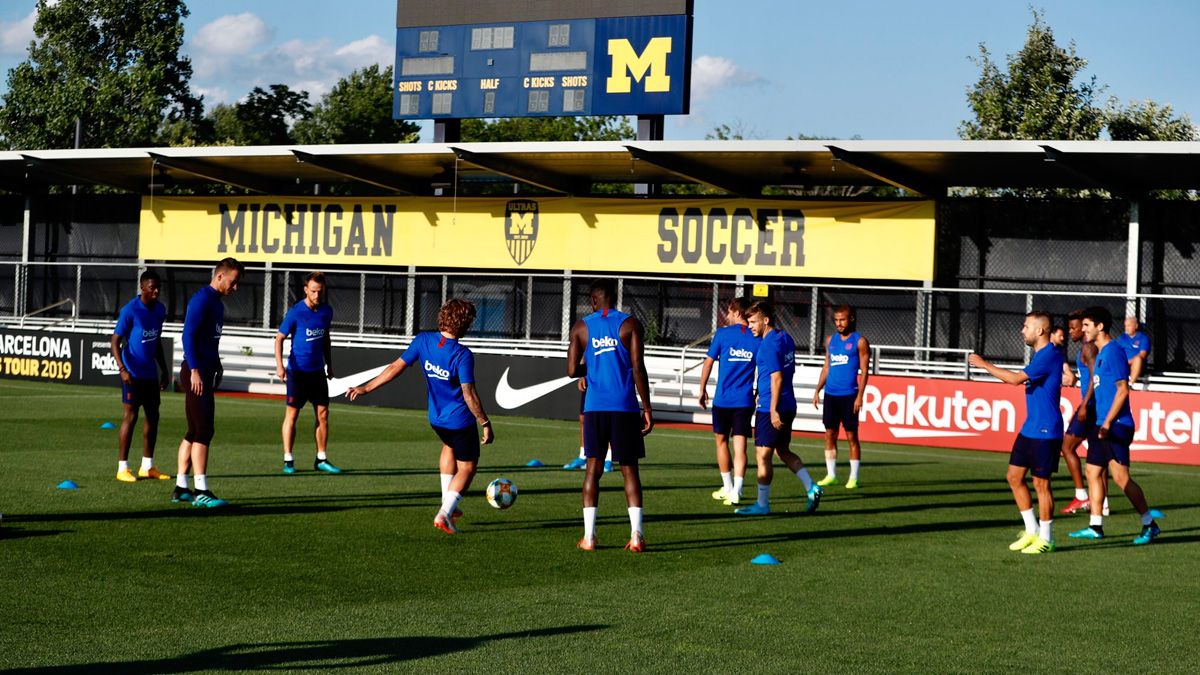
[486,478,518,509]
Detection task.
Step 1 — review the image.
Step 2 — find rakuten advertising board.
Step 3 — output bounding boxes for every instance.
[858,375,1200,466]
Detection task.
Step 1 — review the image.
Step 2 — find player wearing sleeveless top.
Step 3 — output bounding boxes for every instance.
[697,296,760,505]
[567,279,653,552]
[348,299,495,535]
[812,305,870,489]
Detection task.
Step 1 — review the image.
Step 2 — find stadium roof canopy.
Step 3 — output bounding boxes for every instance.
[1,139,1198,198]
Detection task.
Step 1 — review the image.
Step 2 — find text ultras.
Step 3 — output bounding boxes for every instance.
[217,203,395,257]
[657,207,805,267]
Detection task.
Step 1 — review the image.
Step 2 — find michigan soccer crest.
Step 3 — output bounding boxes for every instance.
[504,200,539,265]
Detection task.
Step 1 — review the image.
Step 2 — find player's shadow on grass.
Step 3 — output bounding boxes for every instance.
[651,517,1017,552]
[1053,526,1200,553]
[0,624,607,674]
[12,497,434,525]
[0,526,70,540]
[218,467,433,479]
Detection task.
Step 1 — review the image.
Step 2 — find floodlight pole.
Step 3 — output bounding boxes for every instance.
[1125,201,1140,319]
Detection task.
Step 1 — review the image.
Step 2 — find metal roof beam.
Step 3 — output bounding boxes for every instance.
[448,147,584,195]
[21,156,144,193]
[292,151,427,195]
[1039,145,1146,198]
[825,146,942,197]
[624,145,759,196]
[147,152,280,194]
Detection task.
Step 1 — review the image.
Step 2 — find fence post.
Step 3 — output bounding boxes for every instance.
[1126,201,1140,319]
[441,274,448,306]
[74,264,81,327]
[262,261,273,328]
[561,269,572,343]
[18,195,32,317]
[358,272,366,335]
[913,289,923,362]
[711,282,719,332]
[524,275,533,341]
[405,265,416,335]
[808,286,819,355]
[1024,292,1033,364]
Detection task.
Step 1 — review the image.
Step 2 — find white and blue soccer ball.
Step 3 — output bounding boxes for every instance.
[486,478,518,510]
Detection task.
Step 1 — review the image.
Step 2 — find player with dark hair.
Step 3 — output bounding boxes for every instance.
[969,311,1064,554]
[697,296,759,505]
[735,300,823,516]
[1049,325,1066,348]
[567,278,653,552]
[111,269,171,483]
[275,271,340,475]
[1069,306,1162,545]
[813,304,870,489]
[1060,310,1107,516]
[348,298,494,534]
[172,257,244,508]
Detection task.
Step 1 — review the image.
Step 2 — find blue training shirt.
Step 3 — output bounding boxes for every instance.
[1020,342,1065,439]
[278,300,333,372]
[706,324,759,408]
[113,296,166,380]
[755,328,797,413]
[1093,341,1135,429]
[401,332,476,429]
[582,308,640,413]
[182,286,224,372]
[1116,330,1150,362]
[825,331,862,397]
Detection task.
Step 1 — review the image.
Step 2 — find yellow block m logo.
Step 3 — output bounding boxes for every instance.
[606,37,672,94]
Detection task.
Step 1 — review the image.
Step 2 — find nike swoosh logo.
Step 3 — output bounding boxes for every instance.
[326,365,388,397]
[305,335,324,341]
[494,367,577,410]
[141,338,157,343]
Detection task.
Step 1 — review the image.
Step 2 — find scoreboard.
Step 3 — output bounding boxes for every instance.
[393,1,692,120]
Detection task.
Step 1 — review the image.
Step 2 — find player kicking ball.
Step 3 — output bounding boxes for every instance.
[969,311,1064,555]
[347,299,494,534]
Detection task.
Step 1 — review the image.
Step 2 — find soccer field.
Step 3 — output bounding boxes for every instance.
[1,380,1198,673]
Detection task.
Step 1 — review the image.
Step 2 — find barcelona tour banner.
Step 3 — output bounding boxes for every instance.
[139,196,936,281]
[0,328,172,388]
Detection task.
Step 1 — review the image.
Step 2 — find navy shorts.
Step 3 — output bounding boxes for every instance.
[1087,424,1134,467]
[584,411,646,464]
[822,393,860,432]
[181,363,216,445]
[432,424,481,462]
[1066,400,1096,438]
[121,377,160,411]
[712,405,753,437]
[755,410,796,451]
[286,368,329,409]
[1009,435,1061,478]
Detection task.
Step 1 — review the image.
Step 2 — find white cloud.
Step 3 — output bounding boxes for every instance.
[334,35,392,69]
[0,9,36,55]
[193,13,272,57]
[690,55,764,101]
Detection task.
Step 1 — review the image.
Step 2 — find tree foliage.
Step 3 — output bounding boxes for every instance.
[1106,100,1196,141]
[959,10,1104,141]
[461,116,634,142]
[293,65,419,144]
[0,0,200,150]
[216,84,312,146]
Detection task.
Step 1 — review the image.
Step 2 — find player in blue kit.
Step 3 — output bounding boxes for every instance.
[969,311,1064,554]
[735,300,823,516]
[347,299,494,535]
[567,279,653,552]
[111,270,171,483]
[813,305,871,489]
[172,258,243,508]
[275,272,340,474]
[1060,310,1108,516]
[1070,306,1163,545]
[1117,315,1151,387]
[697,296,759,505]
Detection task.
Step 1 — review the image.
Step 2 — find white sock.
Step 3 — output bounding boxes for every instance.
[849,459,861,481]
[140,456,153,471]
[578,446,586,459]
[824,457,837,478]
[719,472,733,492]
[1075,488,1088,501]
[176,474,189,489]
[756,483,771,508]
[118,460,129,472]
[1089,514,1103,527]
[440,490,461,517]
[194,474,208,492]
[284,452,294,462]
[795,468,813,491]
[732,476,744,497]
[605,447,613,462]
[583,506,598,540]
[1103,497,1110,511]
[317,450,327,460]
[1020,508,1037,534]
[628,507,643,536]
[1141,511,1155,526]
[1039,519,1053,541]
[440,473,453,499]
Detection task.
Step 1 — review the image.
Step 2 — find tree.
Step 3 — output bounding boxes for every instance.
[1106,100,1196,141]
[460,116,634,142]
[212,84,312,146]
[0,0,200,150]
[959,10,1104,141]
[293,65,419,144]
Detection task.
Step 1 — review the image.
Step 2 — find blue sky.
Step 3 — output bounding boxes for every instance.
[2,0,1198,141]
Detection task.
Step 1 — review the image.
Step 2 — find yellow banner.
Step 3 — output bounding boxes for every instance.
[139,197,935,281]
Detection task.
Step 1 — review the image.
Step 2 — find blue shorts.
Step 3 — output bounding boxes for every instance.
[1009,435,1061,478]
[755,410,796,451]
[1087,424,1134,467]
[712,405,753,437]
[121,377,160,410]
[286,368,329,409]
[432,424,481,462]
[584,411,645,464]
[1065,401,1096,438]
[821,393,860,432]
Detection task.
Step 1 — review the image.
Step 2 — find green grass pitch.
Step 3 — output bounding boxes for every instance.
[1,379,1198,673]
